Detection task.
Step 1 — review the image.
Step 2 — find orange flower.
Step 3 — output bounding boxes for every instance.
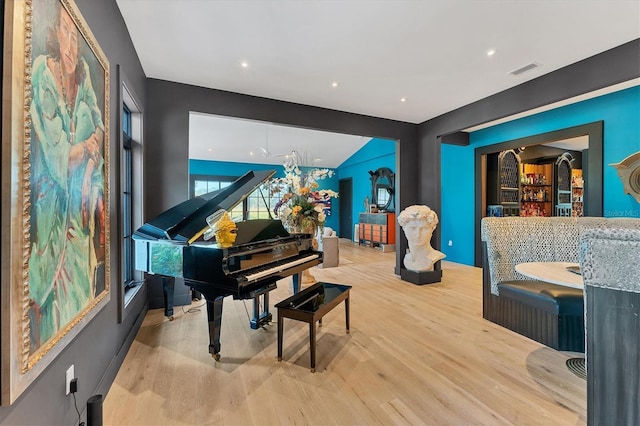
[299,187,310,195]
[292,205,302,215]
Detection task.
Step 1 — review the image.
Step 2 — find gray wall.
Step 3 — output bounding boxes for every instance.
[0,0,147,424]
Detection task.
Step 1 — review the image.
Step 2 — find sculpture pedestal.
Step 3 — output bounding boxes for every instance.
[400,268,442,285]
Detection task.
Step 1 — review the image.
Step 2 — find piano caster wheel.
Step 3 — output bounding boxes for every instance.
[311,368,316,373]
[212,353,221,361]
[278,357,282,362]
[167,316,174,321]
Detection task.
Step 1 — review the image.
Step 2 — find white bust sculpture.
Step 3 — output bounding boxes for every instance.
[397,205,446,272]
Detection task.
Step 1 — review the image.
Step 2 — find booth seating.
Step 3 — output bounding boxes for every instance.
[481,216,640,352]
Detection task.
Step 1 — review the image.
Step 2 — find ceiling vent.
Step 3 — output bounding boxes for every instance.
[510,62,540,76]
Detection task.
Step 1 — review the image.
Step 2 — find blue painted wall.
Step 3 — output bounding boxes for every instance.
[189,137,397,236]
[189,159,287,178]
[441,85,640,266]
[336,138,396,236]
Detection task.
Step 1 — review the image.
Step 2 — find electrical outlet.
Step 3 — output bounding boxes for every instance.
[66,365,74,395]
[448,240,453,247]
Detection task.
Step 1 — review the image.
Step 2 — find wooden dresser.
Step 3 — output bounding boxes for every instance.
[358,212,396,248]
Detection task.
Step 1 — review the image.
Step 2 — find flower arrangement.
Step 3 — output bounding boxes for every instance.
[270,160,339,233]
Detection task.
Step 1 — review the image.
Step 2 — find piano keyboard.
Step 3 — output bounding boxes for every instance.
[244,254,320,282]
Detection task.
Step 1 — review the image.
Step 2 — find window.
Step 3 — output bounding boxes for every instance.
[122,104,134,289]
[245,185,281,219]
[120,78,144,317]
[190,175,279,221]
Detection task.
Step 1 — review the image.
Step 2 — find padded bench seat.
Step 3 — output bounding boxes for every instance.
[496,280,584,352]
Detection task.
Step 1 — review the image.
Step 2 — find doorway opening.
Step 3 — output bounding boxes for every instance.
[473,121,603,266]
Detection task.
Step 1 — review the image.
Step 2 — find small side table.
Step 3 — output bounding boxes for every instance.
[275,282,352,372]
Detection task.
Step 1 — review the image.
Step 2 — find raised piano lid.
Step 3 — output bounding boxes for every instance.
[133,170,276,243]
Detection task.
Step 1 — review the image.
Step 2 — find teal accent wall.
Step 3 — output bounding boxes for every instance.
[189,159,287,178]
[441,143,476,264]
[337,138,396,234]
[441,85,640,266]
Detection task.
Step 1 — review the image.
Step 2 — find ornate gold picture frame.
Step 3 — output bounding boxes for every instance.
[2,0,110,405]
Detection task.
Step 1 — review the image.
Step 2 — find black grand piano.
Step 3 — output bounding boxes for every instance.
[133,170,323,360]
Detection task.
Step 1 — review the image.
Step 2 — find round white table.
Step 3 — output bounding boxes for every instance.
[515,261,583,289]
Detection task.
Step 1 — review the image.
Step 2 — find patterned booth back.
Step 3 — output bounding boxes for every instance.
[481,216,640,296]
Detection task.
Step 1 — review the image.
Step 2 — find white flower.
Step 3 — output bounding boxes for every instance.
[280,206,292,218]
[318,189,339,198]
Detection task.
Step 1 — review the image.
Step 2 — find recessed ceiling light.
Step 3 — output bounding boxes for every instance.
[487,49,496,57]
[249,151,254,156]
[241,61,249,68]
[332,82,338,88]
[208,148,212,152]
[400,97,406,102]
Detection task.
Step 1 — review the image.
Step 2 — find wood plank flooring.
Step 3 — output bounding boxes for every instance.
[104,239,586,425]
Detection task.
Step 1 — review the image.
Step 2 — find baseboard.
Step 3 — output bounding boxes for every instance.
[93,299,148,401]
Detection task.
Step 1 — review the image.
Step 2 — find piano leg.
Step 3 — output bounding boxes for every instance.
[292,272,301,294]
[206,296,224,361]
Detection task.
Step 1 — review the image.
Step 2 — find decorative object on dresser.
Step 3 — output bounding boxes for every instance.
[368,167,395,212]
[360,166,396,251]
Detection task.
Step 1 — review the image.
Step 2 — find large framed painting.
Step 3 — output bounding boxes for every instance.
[1,0,110,405]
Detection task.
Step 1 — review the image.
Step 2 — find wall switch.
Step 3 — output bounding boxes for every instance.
[66,365,75,395]
[448,240,453,246]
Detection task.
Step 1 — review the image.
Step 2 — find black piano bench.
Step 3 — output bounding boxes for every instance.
[275,282,351,372]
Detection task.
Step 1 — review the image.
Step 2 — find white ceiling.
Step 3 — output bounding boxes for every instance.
[189,112,372,167]
[116,0,640,166]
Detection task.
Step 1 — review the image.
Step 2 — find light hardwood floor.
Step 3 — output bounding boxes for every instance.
[104,239,586,425]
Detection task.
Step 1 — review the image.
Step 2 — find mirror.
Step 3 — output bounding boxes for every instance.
[369,167,395,212]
